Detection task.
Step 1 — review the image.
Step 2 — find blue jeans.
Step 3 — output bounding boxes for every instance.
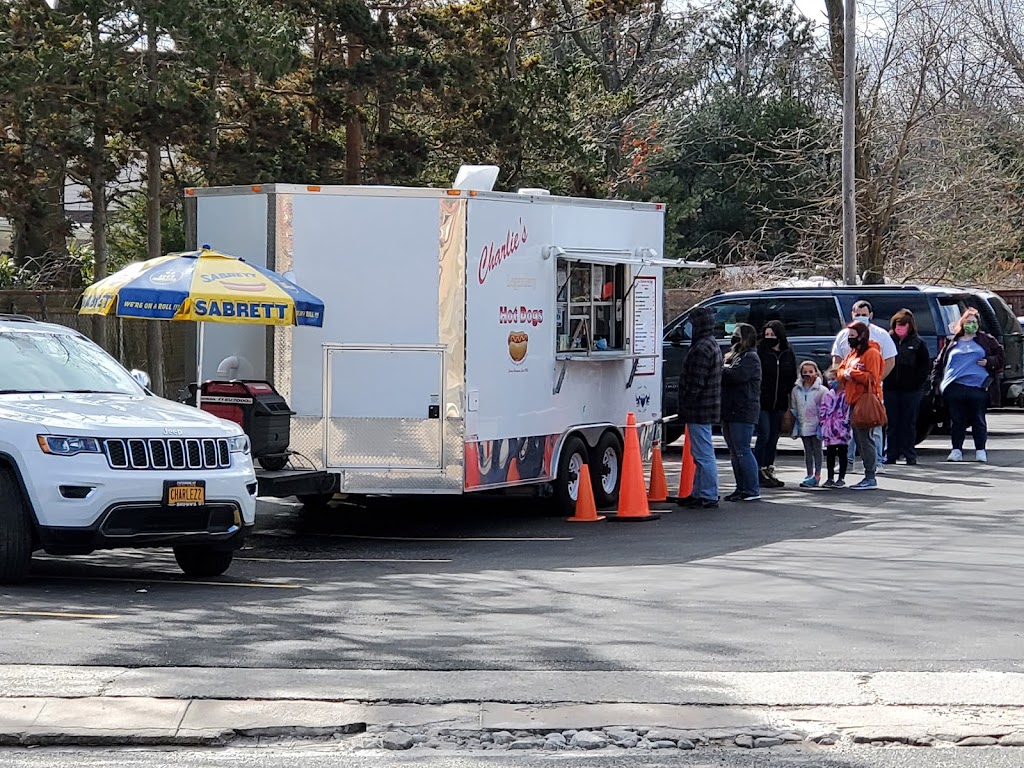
[723,421,760,496]
[686,423,717,502]
[944,382,989,451]
[754,409,783,468]
[884,389,922,462]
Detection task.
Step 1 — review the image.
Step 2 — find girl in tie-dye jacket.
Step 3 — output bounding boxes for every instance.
[819,367,852,488]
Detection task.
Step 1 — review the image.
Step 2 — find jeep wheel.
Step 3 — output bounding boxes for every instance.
[173,546,234,578]
[0,469,32,584]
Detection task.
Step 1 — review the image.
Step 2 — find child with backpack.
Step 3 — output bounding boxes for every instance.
[791,360,828,487]
[819,365,853,488]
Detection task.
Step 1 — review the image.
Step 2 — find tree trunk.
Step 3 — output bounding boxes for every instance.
[90,123,110,351]
[345,35,365,185]
[145,17,165,395]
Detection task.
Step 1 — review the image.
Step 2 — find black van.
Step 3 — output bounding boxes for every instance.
[662,285,1023,445]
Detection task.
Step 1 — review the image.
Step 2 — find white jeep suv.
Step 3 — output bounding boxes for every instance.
[0,315,257,583]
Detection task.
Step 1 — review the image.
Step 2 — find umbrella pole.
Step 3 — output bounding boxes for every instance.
[196,321,204,410]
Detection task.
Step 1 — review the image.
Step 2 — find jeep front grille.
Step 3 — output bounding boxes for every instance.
[103,438,231,470]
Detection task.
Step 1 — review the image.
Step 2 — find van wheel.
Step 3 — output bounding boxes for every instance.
[0,469,32,584]
[554,436,589,515]
[173,546,234,578]
[591,432,623,509]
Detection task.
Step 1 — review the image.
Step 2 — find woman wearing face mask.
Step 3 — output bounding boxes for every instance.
[755,320,797,489]
[883,309,931,465]
[930,308,1005,462]
[837,322,884,490]
[721,323,763,502]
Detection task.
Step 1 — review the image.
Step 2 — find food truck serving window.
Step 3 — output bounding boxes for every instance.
[556,260,627,353]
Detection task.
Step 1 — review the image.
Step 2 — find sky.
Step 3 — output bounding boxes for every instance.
[794,0,830,25]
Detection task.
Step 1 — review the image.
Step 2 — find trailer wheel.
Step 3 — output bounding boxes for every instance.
[591,432,623,509]
[173,546,233,578]
[0,469,32,584]
[554,436,588,515]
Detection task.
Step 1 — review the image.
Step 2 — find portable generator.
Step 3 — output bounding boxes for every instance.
[191,380,294,471]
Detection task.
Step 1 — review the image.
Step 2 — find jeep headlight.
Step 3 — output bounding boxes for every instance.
[37,435,102,456]
[226,434,250,454]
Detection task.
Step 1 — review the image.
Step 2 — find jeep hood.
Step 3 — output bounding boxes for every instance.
[0,393,237,435]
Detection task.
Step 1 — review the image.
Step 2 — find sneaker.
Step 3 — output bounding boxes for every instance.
[799,476,818,488]
[822,479,836,488]
[976,450,988,463]
[731,492,762,502]
[724,491,743,502]
[697,498,719,509]
[947,449,964,462]
[766,466,786,488]
[675,495,699,508]
[833,479,846,489]
[850,478,878,490]
[906,458,918,466]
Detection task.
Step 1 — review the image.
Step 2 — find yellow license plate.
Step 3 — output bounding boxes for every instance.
[165,482,205,507]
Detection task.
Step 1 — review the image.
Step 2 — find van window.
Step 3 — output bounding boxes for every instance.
[707,299,755,341]
[848,294,936,336]
[759,297,840,336]
[986,294,1021,336]
[936,296,966,336]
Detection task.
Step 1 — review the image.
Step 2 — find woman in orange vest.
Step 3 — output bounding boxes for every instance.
[837,322,883,491]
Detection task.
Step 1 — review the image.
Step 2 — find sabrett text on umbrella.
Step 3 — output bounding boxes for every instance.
[193,299,288,320]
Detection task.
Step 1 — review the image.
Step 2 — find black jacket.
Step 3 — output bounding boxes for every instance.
[721,348,762,424]
[757,343,797,412]
[930,330,1006,404]
[884,332,931,393]
[678,308,723,424]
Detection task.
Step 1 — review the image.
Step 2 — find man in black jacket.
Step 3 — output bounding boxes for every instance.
[676,307,723,509]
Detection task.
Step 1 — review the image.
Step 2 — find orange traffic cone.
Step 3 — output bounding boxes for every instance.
[671,425,696,502]
[648,441,668,503]
[567,464,605,522]
[610,413,660,522]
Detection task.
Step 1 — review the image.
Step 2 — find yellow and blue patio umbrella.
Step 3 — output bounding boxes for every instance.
[80,246,324,403]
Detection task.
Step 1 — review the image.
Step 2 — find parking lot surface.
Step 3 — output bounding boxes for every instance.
[1,413,1022,674]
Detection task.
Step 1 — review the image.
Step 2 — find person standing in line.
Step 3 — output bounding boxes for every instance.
[721,323,763,502]
[883,309,931,465]
[676,307,724,510]
[832,300,897,470]
[820,366,853,488]
[930,307,1005,463]
[791,360,828,488]
[837,323,884,490]
[755,320,797,489]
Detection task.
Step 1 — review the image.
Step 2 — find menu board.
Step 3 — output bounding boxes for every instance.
[632,276,657,375]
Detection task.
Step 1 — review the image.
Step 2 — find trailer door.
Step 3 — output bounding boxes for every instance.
[323,344,445,471]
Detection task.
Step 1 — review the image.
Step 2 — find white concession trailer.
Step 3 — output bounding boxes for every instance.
[186,179,689,511]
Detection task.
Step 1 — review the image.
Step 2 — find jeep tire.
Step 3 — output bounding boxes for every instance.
[0,469,33,584]
[173,546,234,578]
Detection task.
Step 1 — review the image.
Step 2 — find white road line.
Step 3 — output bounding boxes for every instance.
[237,557,453,563]
[321,534,573,542]
[43,574,301,589]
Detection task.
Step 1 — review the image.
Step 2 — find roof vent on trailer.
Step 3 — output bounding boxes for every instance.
[517,188,550,196]
[454,165,499,192]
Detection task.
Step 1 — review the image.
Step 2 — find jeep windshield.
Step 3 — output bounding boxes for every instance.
[0,331,144,396]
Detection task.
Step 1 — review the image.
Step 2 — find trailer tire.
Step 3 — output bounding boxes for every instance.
[591,432,623,509]
[553,436,589,515]
[173,546,233,578]
[0,469,32,584]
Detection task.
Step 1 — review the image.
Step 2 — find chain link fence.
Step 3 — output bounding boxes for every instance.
[0,289,194,398]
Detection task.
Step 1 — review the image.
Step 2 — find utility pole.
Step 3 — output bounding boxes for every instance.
[841,0,857,286]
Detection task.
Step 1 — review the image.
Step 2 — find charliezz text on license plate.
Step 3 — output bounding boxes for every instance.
[165,481,205,507]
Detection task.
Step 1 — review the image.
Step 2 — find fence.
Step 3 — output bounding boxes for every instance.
[0,289,194,398]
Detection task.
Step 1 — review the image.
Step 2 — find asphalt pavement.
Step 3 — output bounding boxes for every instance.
[2,745,1022,768]
[0,412,1022,674]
